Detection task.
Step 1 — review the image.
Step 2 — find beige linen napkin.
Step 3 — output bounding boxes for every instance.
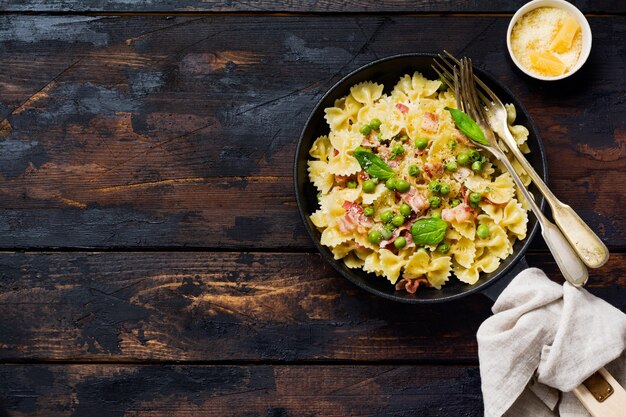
[477,267,626,417]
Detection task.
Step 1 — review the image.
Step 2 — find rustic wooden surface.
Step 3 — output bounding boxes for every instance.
[0,3,624,417]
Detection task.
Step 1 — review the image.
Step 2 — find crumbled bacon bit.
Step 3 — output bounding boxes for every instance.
[338,201,373,234]
[358,171,370,181]
[401,188,430,213]
[405,279,422,294]
[396,103,409,113]
[421,112,439,133]
[423,162,443,178]
[442,202,475,223]
[333,148,339,156]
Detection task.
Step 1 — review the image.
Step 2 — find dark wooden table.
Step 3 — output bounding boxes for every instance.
[0,1,624,415]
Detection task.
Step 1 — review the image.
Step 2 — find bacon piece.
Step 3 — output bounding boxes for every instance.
[401,188,430,214]
[423,162,443,178]
[421,112,439,133]
[442,202,475,223]
[334,174,351,187]
[358,171,370,181]
[338,201,373,234]
[404,279,422,294]
[396,103,409,113]
[452,167,472,183]
[333,148,339,156]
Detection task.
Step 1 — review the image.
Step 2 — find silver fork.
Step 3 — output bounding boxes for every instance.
[453,58,588,287]
[436,51,608,269]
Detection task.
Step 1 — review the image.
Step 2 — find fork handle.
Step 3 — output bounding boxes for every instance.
[502,129,609,269]
[495,150,588,287]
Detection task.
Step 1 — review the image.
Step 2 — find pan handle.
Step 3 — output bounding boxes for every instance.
[481,256,529,302]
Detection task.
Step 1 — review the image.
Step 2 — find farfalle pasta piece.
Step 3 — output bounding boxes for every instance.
[450,237,477,269]
[392,72,441,101]
[476,216,512,260]
[379,249,404,284]
[486,173,515,204]
[327,130,361,175]
[500,199,528,240]
[309,135,332,161]
[350,81,384,106]
[307,160,333,194]
[324,95,362,131]
[426,254,452,289]
[454,253,501,285]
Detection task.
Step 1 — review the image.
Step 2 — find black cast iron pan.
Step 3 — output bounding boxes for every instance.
[294,53,547,303]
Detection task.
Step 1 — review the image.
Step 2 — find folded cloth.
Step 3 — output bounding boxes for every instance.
[477,268,626,417]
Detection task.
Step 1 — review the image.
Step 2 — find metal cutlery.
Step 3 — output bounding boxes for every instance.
[435,57,588,287]
[437,51,609,269]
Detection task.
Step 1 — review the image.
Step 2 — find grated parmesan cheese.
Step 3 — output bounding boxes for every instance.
[511,7,582,77]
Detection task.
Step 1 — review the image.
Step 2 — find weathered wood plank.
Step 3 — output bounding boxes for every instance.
[0,251,623,362]
[0,364,483,417]
[0,15,624,249]
[0,0,623,14]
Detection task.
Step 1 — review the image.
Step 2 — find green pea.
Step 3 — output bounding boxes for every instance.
[448,140,457,150]
[445,161,458,172]
[392,143,405,156]
[360,124,372,136]
[385,177,396,190]
[363,206,375,217]
[428,181,441,193]
[347,181,357,189]
[317,191,322,202]
[399,135,409,142]
[471,160,483,173]
[369,118,382,130]
[384,223,396,232]
[408,164,420,177]
[392,214,405,227]
[469,192,482,204]
[377,132,384,141]
[428,196,441,208]
[395,179,410,193]
[470,201,479,208]
[437,241,451,254]
[468,149,481,162]
[381,226,394,240]
[456,152,470,165]
[439,183,450,195]
[368,230,383,244]
[363,179,377,193]
[431,209,441,219]
[415,137,428,150]
[477,224,490,239]
[380,209,394,223]
[400,203,412,217]
[450,198,461,207]
[394,236,407,249]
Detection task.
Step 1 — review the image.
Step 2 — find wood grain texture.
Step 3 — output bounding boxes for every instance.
[0,251,623,362]
[0,364,483,417]
[1,0,624,14]
[0,15,624,250]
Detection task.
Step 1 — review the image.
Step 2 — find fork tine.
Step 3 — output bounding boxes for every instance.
[464,58,485,122]
[453,67,463,112]
[445,50,500,106]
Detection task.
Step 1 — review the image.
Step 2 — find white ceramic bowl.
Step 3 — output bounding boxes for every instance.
[507,0,592,81]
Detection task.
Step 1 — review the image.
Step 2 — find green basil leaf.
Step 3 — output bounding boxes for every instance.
[353,147,395,180]
[410,217,448,246]
[444,107,489,146]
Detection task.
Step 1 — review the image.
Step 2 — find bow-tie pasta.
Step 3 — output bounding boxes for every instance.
[308,72,532,292]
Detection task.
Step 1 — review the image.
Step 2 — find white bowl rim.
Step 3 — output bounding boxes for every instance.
[506,0,592,81]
